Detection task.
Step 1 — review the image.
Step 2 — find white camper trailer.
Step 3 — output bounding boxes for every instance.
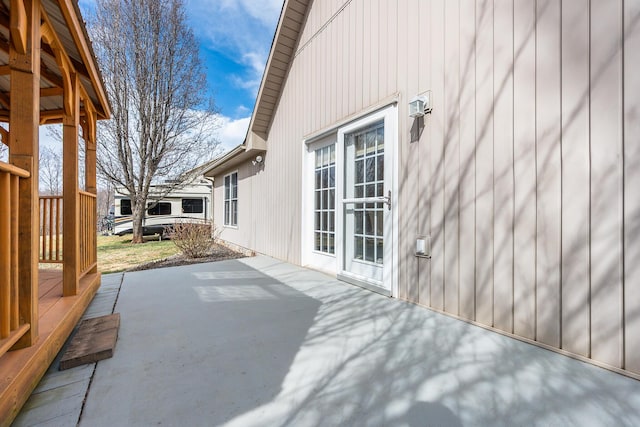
[113,180,213,236]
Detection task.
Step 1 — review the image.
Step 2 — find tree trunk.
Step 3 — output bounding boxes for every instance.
[131,203,144,243]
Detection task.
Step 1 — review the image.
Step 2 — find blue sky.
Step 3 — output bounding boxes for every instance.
[77,0,283,151]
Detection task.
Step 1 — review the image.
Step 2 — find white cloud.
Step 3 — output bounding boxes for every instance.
[185,0,282,95]
[216,115,250,152]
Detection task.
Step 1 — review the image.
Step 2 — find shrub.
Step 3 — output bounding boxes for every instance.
[169,221,218,259]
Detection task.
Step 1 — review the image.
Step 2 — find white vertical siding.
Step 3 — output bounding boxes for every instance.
[512,0,537,341]
[215,0,640,377]
[560,0,590,358]
[624,0,640,375]
[589,0,624,367]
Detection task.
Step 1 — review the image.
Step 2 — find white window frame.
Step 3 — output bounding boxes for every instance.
[312,144,337,255]
[302,134,337,274]
[223,171,238,228]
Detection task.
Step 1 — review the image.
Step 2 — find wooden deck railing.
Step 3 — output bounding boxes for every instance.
[0,161,31,357]
[79,191,97,275]
[39,196,63,263]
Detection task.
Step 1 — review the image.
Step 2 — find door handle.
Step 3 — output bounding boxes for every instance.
[343,191,392,210]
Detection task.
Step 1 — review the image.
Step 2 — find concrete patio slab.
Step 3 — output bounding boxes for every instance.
[76,256,640,427]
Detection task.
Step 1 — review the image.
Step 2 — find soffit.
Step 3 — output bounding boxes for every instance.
[0,0,110,123]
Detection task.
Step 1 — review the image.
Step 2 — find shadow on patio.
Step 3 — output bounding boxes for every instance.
[78,257,640,427]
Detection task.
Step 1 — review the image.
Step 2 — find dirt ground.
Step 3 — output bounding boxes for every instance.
[126,243,245,272]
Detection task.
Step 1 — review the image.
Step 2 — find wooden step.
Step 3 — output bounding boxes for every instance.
[59,313,120,371]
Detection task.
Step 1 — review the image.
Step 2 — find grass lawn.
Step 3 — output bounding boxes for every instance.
[97,235,180,274]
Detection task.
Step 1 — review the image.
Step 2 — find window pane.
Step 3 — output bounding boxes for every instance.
[328,211,335,232]
[376,238,384,264]
[355,211,363,234]
[365,211,374,234]
[354,237,363,260]
[120,199,132,215]
[355,159,364,184]
[377,126,384,152]
[322,190,328,210]
[376,210,383,236]
[182,198,203,213]
[315,212,321,231]
[321,232,327,252]
[314,232,321,251]
[365,238,375,262]
[366,184,375,198]
[328,189,335,209]
[329,166,335,187]
[365,157,375,182]
[231,172,237,186]
[148,202,171,216]
[232,200,238,225]
[224,201,229,224]
[355,134,365,157]
[315,190,321,211]
[376,155,384,182]
[327,233,335,254]
[315,170,321,189]
[366,131,376,155]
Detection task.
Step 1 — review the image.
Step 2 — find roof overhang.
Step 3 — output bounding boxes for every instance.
[0,0,111,123]
[203,143,266,178]
[248,0,310,139]
[202,0,310,175]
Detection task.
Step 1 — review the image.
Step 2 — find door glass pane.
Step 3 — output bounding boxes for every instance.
[365,237,375,262]
[376,238,384,264]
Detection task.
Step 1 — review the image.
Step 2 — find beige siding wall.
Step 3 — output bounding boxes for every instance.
[215,0,640,376]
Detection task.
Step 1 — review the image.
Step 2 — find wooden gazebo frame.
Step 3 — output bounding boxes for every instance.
[0,0,110,424]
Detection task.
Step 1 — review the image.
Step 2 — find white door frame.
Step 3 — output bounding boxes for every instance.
[335,105,398,297]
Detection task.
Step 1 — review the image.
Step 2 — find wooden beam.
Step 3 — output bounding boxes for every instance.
[0,87,64,100]
[8,0,41,349]
[10,0,27,55]
[0,65,10,76]
[62,72,79,297]
[57,0,110,119]
[39,87,64,97]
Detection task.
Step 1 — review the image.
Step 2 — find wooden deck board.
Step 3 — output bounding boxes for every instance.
[0,270,101,427]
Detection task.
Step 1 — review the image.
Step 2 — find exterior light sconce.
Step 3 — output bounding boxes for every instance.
[252,155,263,166]
[415,235,431,259]
[408,91,432,118]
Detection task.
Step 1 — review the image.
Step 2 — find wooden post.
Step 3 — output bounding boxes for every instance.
[84,107,98,274]
[63,72,80,296]
[8,0,41,348]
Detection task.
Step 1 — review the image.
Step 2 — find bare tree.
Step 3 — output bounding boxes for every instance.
[0,125,7,161]
[39,145,63,195]
[89,0,220,243]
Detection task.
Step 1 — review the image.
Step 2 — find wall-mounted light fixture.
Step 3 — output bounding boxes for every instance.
[408,90,432,118]
[252,155,263,166]
[415,234,431,259]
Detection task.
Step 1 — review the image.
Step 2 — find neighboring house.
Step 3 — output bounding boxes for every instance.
[0,1,110,424]
[204,0,640,379]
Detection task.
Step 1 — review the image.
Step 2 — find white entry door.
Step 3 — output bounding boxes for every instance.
[336,107,395,295]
